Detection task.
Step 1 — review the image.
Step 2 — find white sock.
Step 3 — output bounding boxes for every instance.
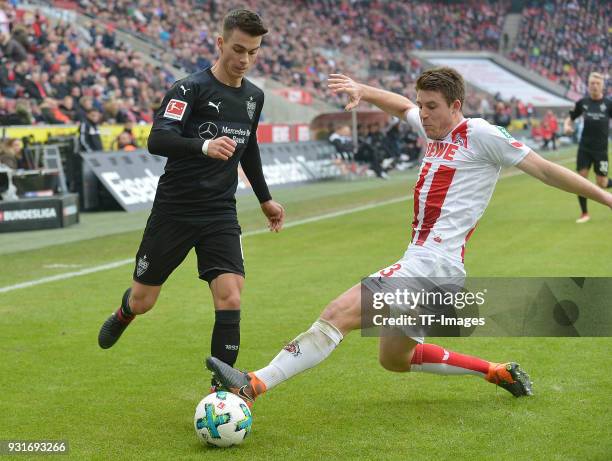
[254,318,343,390]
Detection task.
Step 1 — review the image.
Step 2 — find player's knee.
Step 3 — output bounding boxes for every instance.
[130,292,157,314]
[321,298,360,333]
[378,354,410,372]
[214,290,241,309]
[596,176,608,188]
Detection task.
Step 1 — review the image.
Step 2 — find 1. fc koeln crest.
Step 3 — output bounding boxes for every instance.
[246,96,256,120]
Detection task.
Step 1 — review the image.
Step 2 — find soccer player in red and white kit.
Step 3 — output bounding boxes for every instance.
[207,68,612,403]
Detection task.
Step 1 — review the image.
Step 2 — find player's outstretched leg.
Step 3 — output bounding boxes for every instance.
[205,284,361,403]
[98,288,135,349]
[404,342,533,397]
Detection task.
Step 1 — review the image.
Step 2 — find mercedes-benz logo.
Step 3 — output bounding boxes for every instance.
[198,122,218,140]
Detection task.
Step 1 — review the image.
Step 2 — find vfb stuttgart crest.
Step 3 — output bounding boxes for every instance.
[246,96,256,120]
[137,255,149,277]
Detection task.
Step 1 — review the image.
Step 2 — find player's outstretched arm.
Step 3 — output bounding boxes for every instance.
[517,150,612,208]
[328,73,416,118]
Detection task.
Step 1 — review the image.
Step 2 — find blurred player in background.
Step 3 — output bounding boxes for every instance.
[208,67,612,405]
[564,72,612,223]
[98,10,285,389]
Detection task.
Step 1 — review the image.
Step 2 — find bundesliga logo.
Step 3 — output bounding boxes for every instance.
[164,99,188,121]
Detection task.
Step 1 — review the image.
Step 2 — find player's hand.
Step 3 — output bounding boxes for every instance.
[260,200,285,232]
[328,73,363,111]
[563,121,574,135]
[206,136,236,160]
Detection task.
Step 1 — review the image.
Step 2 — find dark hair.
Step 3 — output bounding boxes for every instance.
[223,9,268,39]
[416,67,465,108]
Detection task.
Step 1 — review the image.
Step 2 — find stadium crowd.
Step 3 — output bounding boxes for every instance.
[509,0,610,98]
[0,0,607,131]
[0,2,175,127]
[75,0,508,105]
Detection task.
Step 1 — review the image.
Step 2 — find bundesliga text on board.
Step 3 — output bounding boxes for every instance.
[0,208,57,222]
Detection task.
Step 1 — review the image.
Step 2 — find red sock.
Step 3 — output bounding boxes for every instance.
[410,343,491,377]
[116,308,134,324]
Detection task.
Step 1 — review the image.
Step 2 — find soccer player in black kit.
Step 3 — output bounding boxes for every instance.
[97,9,285,387]
[564,72,612,223]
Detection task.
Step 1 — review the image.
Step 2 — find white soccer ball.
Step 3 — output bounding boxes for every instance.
[193,391,253,447]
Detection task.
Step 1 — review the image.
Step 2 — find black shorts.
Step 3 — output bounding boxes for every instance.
[577,148,609,176]
[133,213,244,285]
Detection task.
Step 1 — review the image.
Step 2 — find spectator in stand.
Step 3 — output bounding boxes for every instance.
[515,100,527,120]
[0,31,27,62]
[78,96,94,121]
[116,131,137,151]
[79,107,103,152]
[40,98,71,124]
[329,125,353,161]
[0,138,26,169]
[541,110,558,151]
[493,102,511,128]
[0,98,32,125]
[479,96,492,120]
[59,95,77,121]
[121,121,139,146]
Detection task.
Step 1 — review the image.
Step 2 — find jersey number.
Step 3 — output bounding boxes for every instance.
[380,263,402,277]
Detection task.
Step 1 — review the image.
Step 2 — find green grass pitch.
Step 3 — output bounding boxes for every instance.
[1,147,610,460]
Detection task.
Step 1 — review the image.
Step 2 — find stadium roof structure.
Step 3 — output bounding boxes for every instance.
[414,51,574,107]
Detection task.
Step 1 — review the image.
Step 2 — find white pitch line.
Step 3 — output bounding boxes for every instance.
[0,258,134,294]
[0,155,575,295]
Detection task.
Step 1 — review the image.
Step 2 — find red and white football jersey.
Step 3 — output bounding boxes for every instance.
[405,108,531,263]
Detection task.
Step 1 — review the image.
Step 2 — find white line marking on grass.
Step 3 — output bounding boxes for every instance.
[0,156,575,294]
[0,258,133,294]
[43,264,83,269]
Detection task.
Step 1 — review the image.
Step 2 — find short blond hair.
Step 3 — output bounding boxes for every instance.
[588,72,604,81]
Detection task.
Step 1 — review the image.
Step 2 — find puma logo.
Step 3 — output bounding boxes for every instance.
[208,100,221,114]
[179,84,191,95]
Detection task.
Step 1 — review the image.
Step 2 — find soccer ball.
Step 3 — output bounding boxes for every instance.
[193,391,252,447]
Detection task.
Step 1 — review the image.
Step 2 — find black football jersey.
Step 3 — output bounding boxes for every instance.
[150,68,265,222]
[569,97,612,153]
